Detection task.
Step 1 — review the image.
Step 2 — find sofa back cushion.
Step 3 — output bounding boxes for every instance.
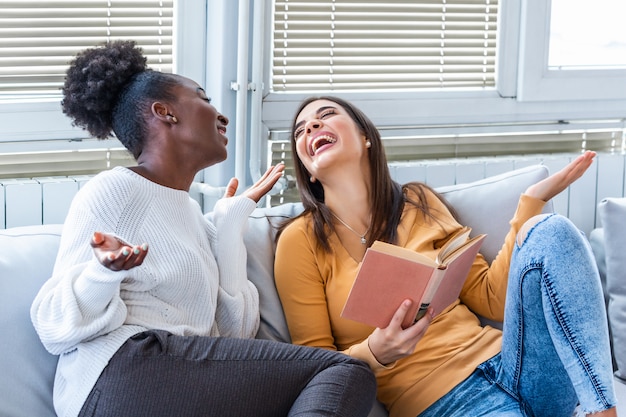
[436,164,553,263]
[0,224,62,417]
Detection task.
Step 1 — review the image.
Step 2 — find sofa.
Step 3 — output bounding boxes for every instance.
[1,164,623,417]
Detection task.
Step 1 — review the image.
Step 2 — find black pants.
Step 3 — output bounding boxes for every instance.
[79,330,377,417]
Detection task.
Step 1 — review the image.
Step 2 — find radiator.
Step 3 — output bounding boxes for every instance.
[2,152,625,235]
[0,175,93,230]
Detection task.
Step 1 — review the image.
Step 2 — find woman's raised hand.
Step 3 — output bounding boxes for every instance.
[524,150,596,202]
[367,299,433,366]
[91,231,148,271]
[223,163,285,203]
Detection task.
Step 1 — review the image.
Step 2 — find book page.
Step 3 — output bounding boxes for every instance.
[436,226,472,264]
[427,234,486,317]
[370,240,437,268]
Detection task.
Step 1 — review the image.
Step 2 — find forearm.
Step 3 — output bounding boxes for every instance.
[31,260,127,354]
[214,282,260,338]
[208,195,260,336]
[209,195,257,295]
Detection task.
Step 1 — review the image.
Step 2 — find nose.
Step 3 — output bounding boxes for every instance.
[305,119,322,135]
[218,113,229,126]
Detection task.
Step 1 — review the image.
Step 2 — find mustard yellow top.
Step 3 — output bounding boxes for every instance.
[274,189,546,417]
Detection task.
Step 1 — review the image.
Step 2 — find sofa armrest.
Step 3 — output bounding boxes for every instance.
[597,197,626,381]
[0,224,62,417]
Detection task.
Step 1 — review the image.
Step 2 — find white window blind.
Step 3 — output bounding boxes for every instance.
[272,0,498,92]
[0,1,174,180]
[0,146,135,179]
[0,0,174,99]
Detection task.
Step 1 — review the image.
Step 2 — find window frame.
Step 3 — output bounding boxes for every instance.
[517,0,626,102]
[260,0,626,133]
[0,1,208,147]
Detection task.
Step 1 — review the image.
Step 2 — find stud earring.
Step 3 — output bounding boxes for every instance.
[167,114,178,123]
[310,176,316,183]
[365,140,371,148]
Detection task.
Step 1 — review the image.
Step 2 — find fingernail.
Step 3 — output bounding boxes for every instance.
[107,253,115,261]
[141,243,148,251]
[133,248,140,255]
[122,248,130,256]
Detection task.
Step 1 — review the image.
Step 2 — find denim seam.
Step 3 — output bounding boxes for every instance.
[510,264,543,391]
[543,270,613,409]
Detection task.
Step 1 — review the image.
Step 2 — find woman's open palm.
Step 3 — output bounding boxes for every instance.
[525,151,596,202]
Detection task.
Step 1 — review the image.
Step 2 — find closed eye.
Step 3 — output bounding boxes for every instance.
[196,87,211,103]
[294,127,305,140]
[319,108,336,119]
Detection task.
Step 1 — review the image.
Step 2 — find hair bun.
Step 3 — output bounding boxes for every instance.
[61,40,148,139]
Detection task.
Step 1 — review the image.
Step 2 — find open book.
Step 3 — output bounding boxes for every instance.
[341,227,486,329]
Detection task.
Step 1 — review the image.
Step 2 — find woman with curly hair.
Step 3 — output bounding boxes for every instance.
[30,41,376,417]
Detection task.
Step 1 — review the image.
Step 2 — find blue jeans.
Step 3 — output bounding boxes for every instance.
[421,214,617,417]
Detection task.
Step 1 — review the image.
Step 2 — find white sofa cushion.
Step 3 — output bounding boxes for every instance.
[246,202,304,342]
[0,224,62,417]
[436,164,553,264]
[597,197,626,381]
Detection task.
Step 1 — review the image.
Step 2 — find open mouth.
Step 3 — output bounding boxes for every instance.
[309,134,336,156]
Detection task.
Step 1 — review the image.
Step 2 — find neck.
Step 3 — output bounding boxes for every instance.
[130,162,194,191]
[325,174,371,217]
[325,184,372,241]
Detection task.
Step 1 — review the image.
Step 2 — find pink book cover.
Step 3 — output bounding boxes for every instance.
[341,235,485,329]
[341,248,436,329]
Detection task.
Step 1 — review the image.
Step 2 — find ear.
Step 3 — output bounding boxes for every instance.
[152,102,177,124]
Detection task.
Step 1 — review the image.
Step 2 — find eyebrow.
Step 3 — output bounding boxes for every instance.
[294,105,337,133]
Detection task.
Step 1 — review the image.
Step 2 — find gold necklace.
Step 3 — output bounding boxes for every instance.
[330,211,371,245]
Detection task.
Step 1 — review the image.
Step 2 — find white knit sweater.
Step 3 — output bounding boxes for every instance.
[30,167,259,417]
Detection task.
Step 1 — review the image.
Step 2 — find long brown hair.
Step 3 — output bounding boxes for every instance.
[279,96,455,252]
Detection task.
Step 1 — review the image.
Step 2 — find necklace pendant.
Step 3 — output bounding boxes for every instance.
[360,236,367,245]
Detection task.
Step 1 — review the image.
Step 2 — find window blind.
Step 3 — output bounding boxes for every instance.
[272,0,498,92]
[0,0,174,99]
[0,145,135,179]
[0,1,173,180]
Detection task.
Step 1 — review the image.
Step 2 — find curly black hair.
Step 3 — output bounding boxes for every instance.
[61,40,178,159]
